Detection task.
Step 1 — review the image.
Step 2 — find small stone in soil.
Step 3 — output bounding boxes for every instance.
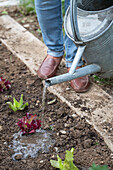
[21,160,27,163]
[83,139,92,148]
[40,160,43,163]
[60,130,67,135]
[0,125,2,131]
[60,135,67,138]
[64,123,70,128]
[15,154,23,160]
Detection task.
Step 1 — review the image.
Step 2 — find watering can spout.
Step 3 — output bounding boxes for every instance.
[45,80,51,88]
[45,46,101,87]
[45,64,101,87]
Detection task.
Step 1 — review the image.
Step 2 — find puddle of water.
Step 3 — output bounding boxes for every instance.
[9,129,55,160]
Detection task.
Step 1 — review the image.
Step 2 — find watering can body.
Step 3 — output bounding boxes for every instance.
[45,0,113,87]
[64,0,113,78]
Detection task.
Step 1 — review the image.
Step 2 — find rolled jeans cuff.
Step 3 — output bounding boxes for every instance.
[47,49,64,57]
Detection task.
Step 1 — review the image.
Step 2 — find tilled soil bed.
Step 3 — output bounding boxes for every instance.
[0,41,113,169]
[0,6,113,170]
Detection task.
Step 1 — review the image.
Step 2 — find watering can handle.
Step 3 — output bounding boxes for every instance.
[70,0,82,42]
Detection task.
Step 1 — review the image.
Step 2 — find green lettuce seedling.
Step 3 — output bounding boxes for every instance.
[6,94,28,112]
[50,148,79,170]
[89,163,108,170]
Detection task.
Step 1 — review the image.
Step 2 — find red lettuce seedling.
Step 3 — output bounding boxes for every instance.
[16,112,41,135]
[0,77,11,92]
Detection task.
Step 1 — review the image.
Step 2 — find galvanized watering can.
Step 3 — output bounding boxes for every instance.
[45,0,113,87]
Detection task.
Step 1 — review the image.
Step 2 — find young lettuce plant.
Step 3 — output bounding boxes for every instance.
[16,112,41,135]
[6,94,28,112]
[50,148,79,170]
[0,77,11,92]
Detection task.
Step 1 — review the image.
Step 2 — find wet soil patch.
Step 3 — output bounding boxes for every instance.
[0,41,113,169]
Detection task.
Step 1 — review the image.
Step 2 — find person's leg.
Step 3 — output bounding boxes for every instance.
[35,0,64,79]
[35,0,64,57]
[35,0,90,91]
[64,0,90,92]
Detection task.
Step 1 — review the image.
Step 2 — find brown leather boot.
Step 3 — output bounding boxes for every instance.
[67,67,90,92]
[37,54,63,79]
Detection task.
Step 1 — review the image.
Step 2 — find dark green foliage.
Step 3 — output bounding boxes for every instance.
[89,163,108,170]
[19,0,36,14]
[93,75,113,85]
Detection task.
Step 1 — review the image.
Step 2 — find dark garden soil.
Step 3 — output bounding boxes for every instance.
[0,37,113,170]
[0,6,113,170]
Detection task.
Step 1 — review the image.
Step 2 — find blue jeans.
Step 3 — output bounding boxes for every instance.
[35,0,83,67]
